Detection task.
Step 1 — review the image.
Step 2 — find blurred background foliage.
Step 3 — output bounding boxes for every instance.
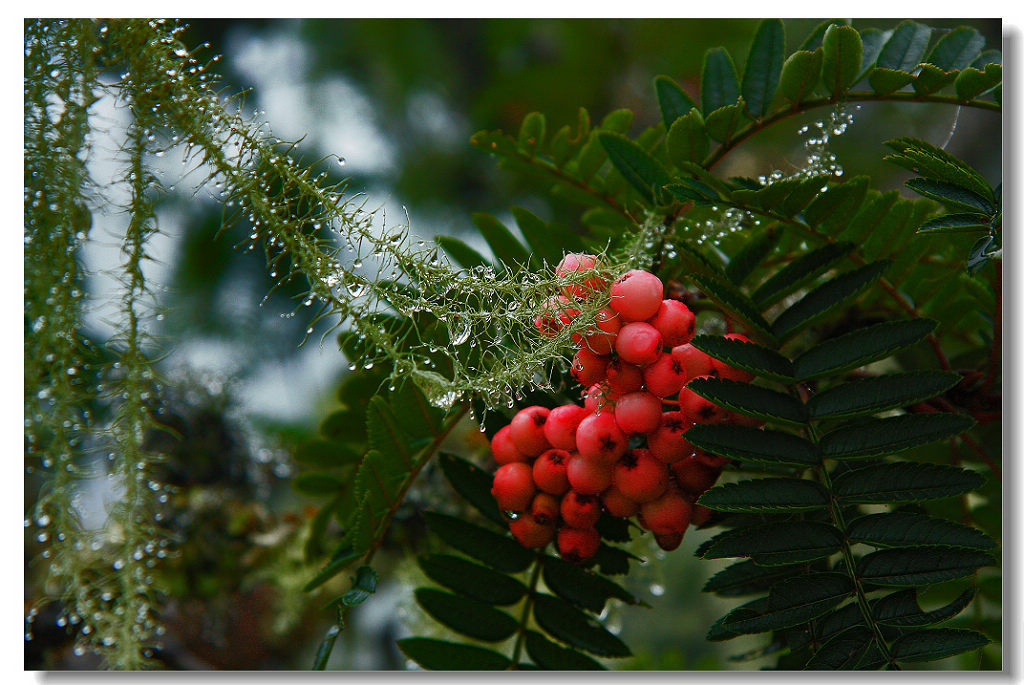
[25,18,1000,670]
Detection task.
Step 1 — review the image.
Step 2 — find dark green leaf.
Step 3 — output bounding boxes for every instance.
[799,20,847,51]
[752,241,856,308]
[424,512,534,573]
[473,212,531,269]
[687,377,807,425]
[701,46,740,114]
[804,626,873,670]
[741,19,785,118]
[822,24,863,96]
[925,26,985,72]
[689,334,795,382]
[600,108,633,133]
[833,462,985,504]
[917,212,991,234]
[851,513,996,553]
[791,318,937,380]
[702,560,805,596]
[699,478,828,513]
[721,573,852,635]
[437,452,505,525]
[590,543,638,576]
[654,74,697,127]
[890,628,988,662]
[418,554,526,606]
[874,588,976,627]
[955,63,1002,100]
[304,550,361,592]
[541,555,639,612]
[884,137,994,203]
[597,131,673,204]
[666,109,709,167]
[319,408,367,444]
[415,588,517,642]
[877,21,933,71]
[665,178,720,204]
[857,28,887,78]
[366,395,413,467]
[397,637,511,670]
[707,598,765,642]
[725,227,778,285]
[805,177,872,235]
[292,471,345,497]
[777,48,824,105]
[856,547,994,586]
[312,623,341,670]
[532,594,631,657]
[968,235,996,275]
[295,439,362,469]
[906,178,994,213]
[594,513,632,543]
[341,565,378,607]
[807,371,963,420]
[518,111,546,155]
[820,413,976,461]
[697,521,843,566]
[704,102,748,144]
[868,67,915,94]
[391,381,445,439]
[771,261,890,341]
[685,424,819,467]
[688,272,774,342]
[914,63,960,96]
[525,630,606,670]
[511,206,578,265]
[972,49,1001,68]
[353,448,406,519]
[435,235,490,270]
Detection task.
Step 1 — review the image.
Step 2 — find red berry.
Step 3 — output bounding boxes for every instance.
[560,491,602,528]
[510,406,553,457]
[557,526,600,564]
[533,296,579,338]
[690,504,715,527]
[642,354,686,398]
[491,424,528,465]
[491,462,536,512]
[583,381,619,414]
[615,322,663,366]
[647,411,694,463]
[575,308,621,356]
[601,485,641,518]
[695,450,730,469]
[575,412,628,463]
[711,358,755,383]
[609,269,663,321]
[614,391,662,435]
[671,344,716,380]
[680,379,729,424]
[613,448,669,503]
[641,492,692,535]
[654,531,685,551]
[670,455,721,496]
[543,405,589,451]
[647,300,696,348]
[571,348,610,387]
[730,412,766,429]
[509,513,555,548]
[532,448,572,495]
[556,253,606,300]
[529,492,561,526]
[566,453,614,494]
[605,358,644,394]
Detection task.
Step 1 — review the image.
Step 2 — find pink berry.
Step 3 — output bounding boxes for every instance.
[614,391,662,435]
[509,513,555,548]
[560,491,602,528]
[647,411,694,463]
[671,344,716,380]
[670,455,721,496]
[642,353,686,397]
[615,322,664,366]
[556,253,606,300]
[609,269,664,321]
[575,412,628,464]
[613,449,669,503]
[571,348,610,387]
[533,448,572,495]
[575,308,621,356]
[566,453,614,494]
[491,425,528,465]
[491,462,536,512]
[605,358,645,394]
[543,405,589,451]
[641,492,692,535]
[602,485,641,518]
[529,492,561,526]
[647,299,696,348]
[510,406,553,457]
[680,379,729,424]
[557,526,600,564]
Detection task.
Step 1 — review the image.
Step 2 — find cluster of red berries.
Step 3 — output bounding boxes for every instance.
[490,254,762,564]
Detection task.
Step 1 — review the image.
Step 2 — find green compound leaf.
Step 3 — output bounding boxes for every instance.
[884,136,994,204]
[414,588,518,642]
[741,19,785,118]
[832,461,985,503]
[803,176,871,233]
[874,587,976,628]
[518,111,546,156]
[725,226,778,286]
[777,48,823,105]
[688,272,774,342]
[848,512,996,550]
[292,471,345,497]
[699,478,828,513]
[417,554,527,606]
[424,512,534,573]
[706,597,765,642]
[868,67,916,94]
[366,395,413,468]
[472,212,531,270]
[303,550,361,593]
[435,234,489,270]
[541,555,640,613]
[803,626,873,670]
[925,26,985,72]
[597,131,673,204]
[688,377,807,425]
[666,109,709,168]
[955,63,1002,100]
[510,206,582,266]
[685,424,819,467]
[806,371,963,420]
[856,546,994,586]
[697,521,843,566]
[857,28,887,78]
[524,630,606,670]
[689,334,795,382]
[890,628,989,662]
[721,573,853,635]
[701,46,740,114]
[916,212,991,234]
[704,101,749,144]
[822,24,863,97]
[771,261,890,341]
[437,452,504,525]
[702,559,806,596]
[532,594,631,658]
[397,637,511,670]
[654,74,698,127]
[792,318,938,381]
[799,19,847,52]
[877,20,933,72]
[819,413,977,461]
[904,178,994,214]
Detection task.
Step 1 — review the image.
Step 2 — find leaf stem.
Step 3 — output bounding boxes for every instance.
[509,551,546,669]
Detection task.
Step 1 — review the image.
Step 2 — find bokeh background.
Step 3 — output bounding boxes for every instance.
[24,18,1001,670]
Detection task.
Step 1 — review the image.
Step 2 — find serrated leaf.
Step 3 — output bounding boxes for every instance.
[295,439,362,469]
[541,555,639,613]
[292,471,345,497]
[771,261,890,341]
[590,543,636,576]
[803,177,871,231]
[822,25,863,96]
[415,588,517,642]
[688,272,773,342]
[833,462,985,504]
[722,573,853,635]
[792,318,936,380]
[511,206,579,265]
[424,512,534,573]
[524,630,606,670]
[917,212,991,234]
[435,235,489,270]
[925,26,985,72]
[752,241,856,307]
[437,452,504,525]
[666,109,708,167]
[532,594,631,658]
[905,178,994,214]
[599,108,633,133]
[689,334,795,382]
[687,377,807,425]
[699,478,828,513]
[807,371,962,420]
[391,381,445,440]
[742,19,785,118]
[354,448,406,519]
[820,413,976,461]
[857,547,994,586]
[702,559,805,596]
[955,63,1002,100]
[473,212,531,269]
[397,637,511,670]
[654,74,697,127]
[868,67,915,94]
[913,63,959,95]
[777,48,824,105]
[697,521,843,565]
[890,628,989,662]
[366,396,413,467]
[418,554,526,606]
[874,588,976,627]
[799,19,847,51]
[701,46,740,114]
[518,111,546,156]
[707,598,765,642]
[726,226,778,285]
[597,131,673,204]
[319,408,367,444]
[685,424,819,467]
[804,626,873,670]
[857,28,887,79]
[884,137,994,203]
[304,550,362,592]
[704,101,748,144]
[877,21,933,72]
